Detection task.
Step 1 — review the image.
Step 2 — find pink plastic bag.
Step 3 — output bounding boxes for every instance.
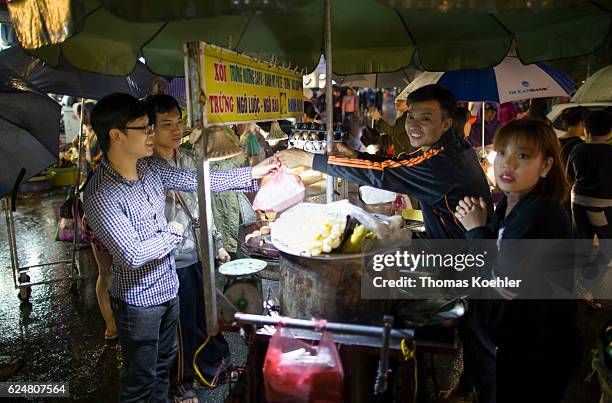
[263,324,344,403]
[55,192,88,244]
[252,166,305,213]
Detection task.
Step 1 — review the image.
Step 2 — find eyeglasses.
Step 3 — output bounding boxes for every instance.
[120,124,155,135]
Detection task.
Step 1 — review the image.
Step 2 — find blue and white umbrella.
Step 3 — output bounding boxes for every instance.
[405,57,575,156]
[405,57,575,104]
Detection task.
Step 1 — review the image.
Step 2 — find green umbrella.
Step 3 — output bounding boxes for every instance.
[7,0,612,76]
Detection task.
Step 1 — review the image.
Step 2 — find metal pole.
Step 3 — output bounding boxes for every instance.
[586,58,592,80]
[197,159,218,336]
[374,315,393,394]
[70,99,86,276]
[234,313,415,341]
[185,42,218,336]
[184,47,194,128]
[481,102,486,159]
[4,197,18,288]
[325,0,335,203]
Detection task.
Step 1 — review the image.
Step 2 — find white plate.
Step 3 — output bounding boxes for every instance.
[219,258,267,276]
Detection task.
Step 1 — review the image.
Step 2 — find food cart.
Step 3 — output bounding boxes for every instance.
[182,34,466,401]
[239,201,466,401]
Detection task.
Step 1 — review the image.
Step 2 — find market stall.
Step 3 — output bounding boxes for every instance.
[180,36,466,401]
[0,66,83,302]
[232,198,468,401]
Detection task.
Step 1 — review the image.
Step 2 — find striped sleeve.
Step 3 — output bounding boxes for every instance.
[210,167,258,192]
[149,157,198,192]
[312,148,451,203]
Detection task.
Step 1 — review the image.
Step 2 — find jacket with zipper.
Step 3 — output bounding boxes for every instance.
[312,130,492,239]
[465,193,577,346]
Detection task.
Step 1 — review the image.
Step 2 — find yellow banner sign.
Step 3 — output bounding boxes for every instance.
[200,43,304,126]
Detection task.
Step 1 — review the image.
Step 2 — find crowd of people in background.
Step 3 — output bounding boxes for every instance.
[303,84,586,161]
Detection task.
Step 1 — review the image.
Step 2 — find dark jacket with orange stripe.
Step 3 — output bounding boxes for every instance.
[312,130,492,239]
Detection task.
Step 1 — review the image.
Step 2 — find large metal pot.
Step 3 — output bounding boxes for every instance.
[279,250,390,326]
[279,244,468,327]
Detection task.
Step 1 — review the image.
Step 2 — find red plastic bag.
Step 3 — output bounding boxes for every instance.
[263,325,344,403]
[252,166,305,213]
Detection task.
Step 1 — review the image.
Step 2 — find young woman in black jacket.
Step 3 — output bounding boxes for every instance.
[455,119,582,403]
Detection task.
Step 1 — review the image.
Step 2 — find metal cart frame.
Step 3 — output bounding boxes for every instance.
[3,102,85,301]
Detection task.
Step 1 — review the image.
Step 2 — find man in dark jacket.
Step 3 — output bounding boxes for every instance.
[370,86,415,156]
[278,84,496,402]
[280,84,492,240]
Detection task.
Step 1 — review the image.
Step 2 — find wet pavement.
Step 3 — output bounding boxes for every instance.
[0,189,245,402]
[0,189,610,402]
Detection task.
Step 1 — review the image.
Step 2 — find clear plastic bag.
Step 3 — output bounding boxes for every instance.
[263,325,344,403]
[253,166,305,213]
[279,200,395,239]
[271,200,410,257]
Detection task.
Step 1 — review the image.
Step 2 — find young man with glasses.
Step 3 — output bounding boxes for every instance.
[83,93,278,402]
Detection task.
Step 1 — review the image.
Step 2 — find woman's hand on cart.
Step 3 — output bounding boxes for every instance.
[217,247,231,264]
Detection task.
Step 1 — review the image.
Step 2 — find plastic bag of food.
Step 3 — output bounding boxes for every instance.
[253,166,305,213]
[263,324,344,403]
[271,200,409,256]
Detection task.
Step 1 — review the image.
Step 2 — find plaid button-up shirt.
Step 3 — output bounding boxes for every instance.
[84,157,257,306]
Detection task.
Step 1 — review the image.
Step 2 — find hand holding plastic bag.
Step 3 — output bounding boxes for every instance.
[253,165,305,213]
[263,324,344,403]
